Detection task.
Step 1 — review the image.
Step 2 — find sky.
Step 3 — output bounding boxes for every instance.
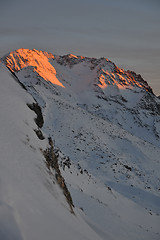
[0,0,160,95]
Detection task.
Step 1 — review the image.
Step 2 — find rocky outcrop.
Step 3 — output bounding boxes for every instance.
[43,137,74,213]
[27,103,44,128]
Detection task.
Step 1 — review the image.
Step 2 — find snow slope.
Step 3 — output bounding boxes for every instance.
[3,48,160,146]
[0,63,104,240]
[1,48,160,239]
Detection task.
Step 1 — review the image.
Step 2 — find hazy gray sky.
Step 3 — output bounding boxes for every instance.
[0,0,160,95]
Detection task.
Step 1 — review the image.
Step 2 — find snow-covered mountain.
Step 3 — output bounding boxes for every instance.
[1,48,160,240]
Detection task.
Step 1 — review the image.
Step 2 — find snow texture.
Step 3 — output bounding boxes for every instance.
[0,63,104,240]
[1,48,160,239]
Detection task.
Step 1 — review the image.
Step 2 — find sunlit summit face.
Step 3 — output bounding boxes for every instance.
[5,49,65,88]
[4,48,153,96]
[0,0,160,95]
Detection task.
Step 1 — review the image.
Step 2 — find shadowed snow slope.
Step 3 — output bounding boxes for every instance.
[0,63,104,240]
[1,48,160,240]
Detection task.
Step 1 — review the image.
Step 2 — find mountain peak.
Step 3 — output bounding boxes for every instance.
[2,48,153,94]
[67,53,78,59]
[1,48,160,240]
[3,48,64,88]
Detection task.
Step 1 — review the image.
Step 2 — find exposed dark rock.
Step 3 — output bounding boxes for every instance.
[127,70,153,94]
[124,165,132,171]
[61,157,71,170]
[27,103,44,128]
[43,137,74,213]
[139,93,160,115]
[34,129,45,140]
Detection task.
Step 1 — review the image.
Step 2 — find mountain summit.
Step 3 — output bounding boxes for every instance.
[2,48,160,144]
[1,48,160,240]
[4,48,153,92]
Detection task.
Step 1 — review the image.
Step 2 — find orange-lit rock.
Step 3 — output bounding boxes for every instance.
[4,48,153,94]
[5,48,65,88]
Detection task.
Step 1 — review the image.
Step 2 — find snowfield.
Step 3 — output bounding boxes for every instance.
[0,63,104,240]
[0,48,160,239]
